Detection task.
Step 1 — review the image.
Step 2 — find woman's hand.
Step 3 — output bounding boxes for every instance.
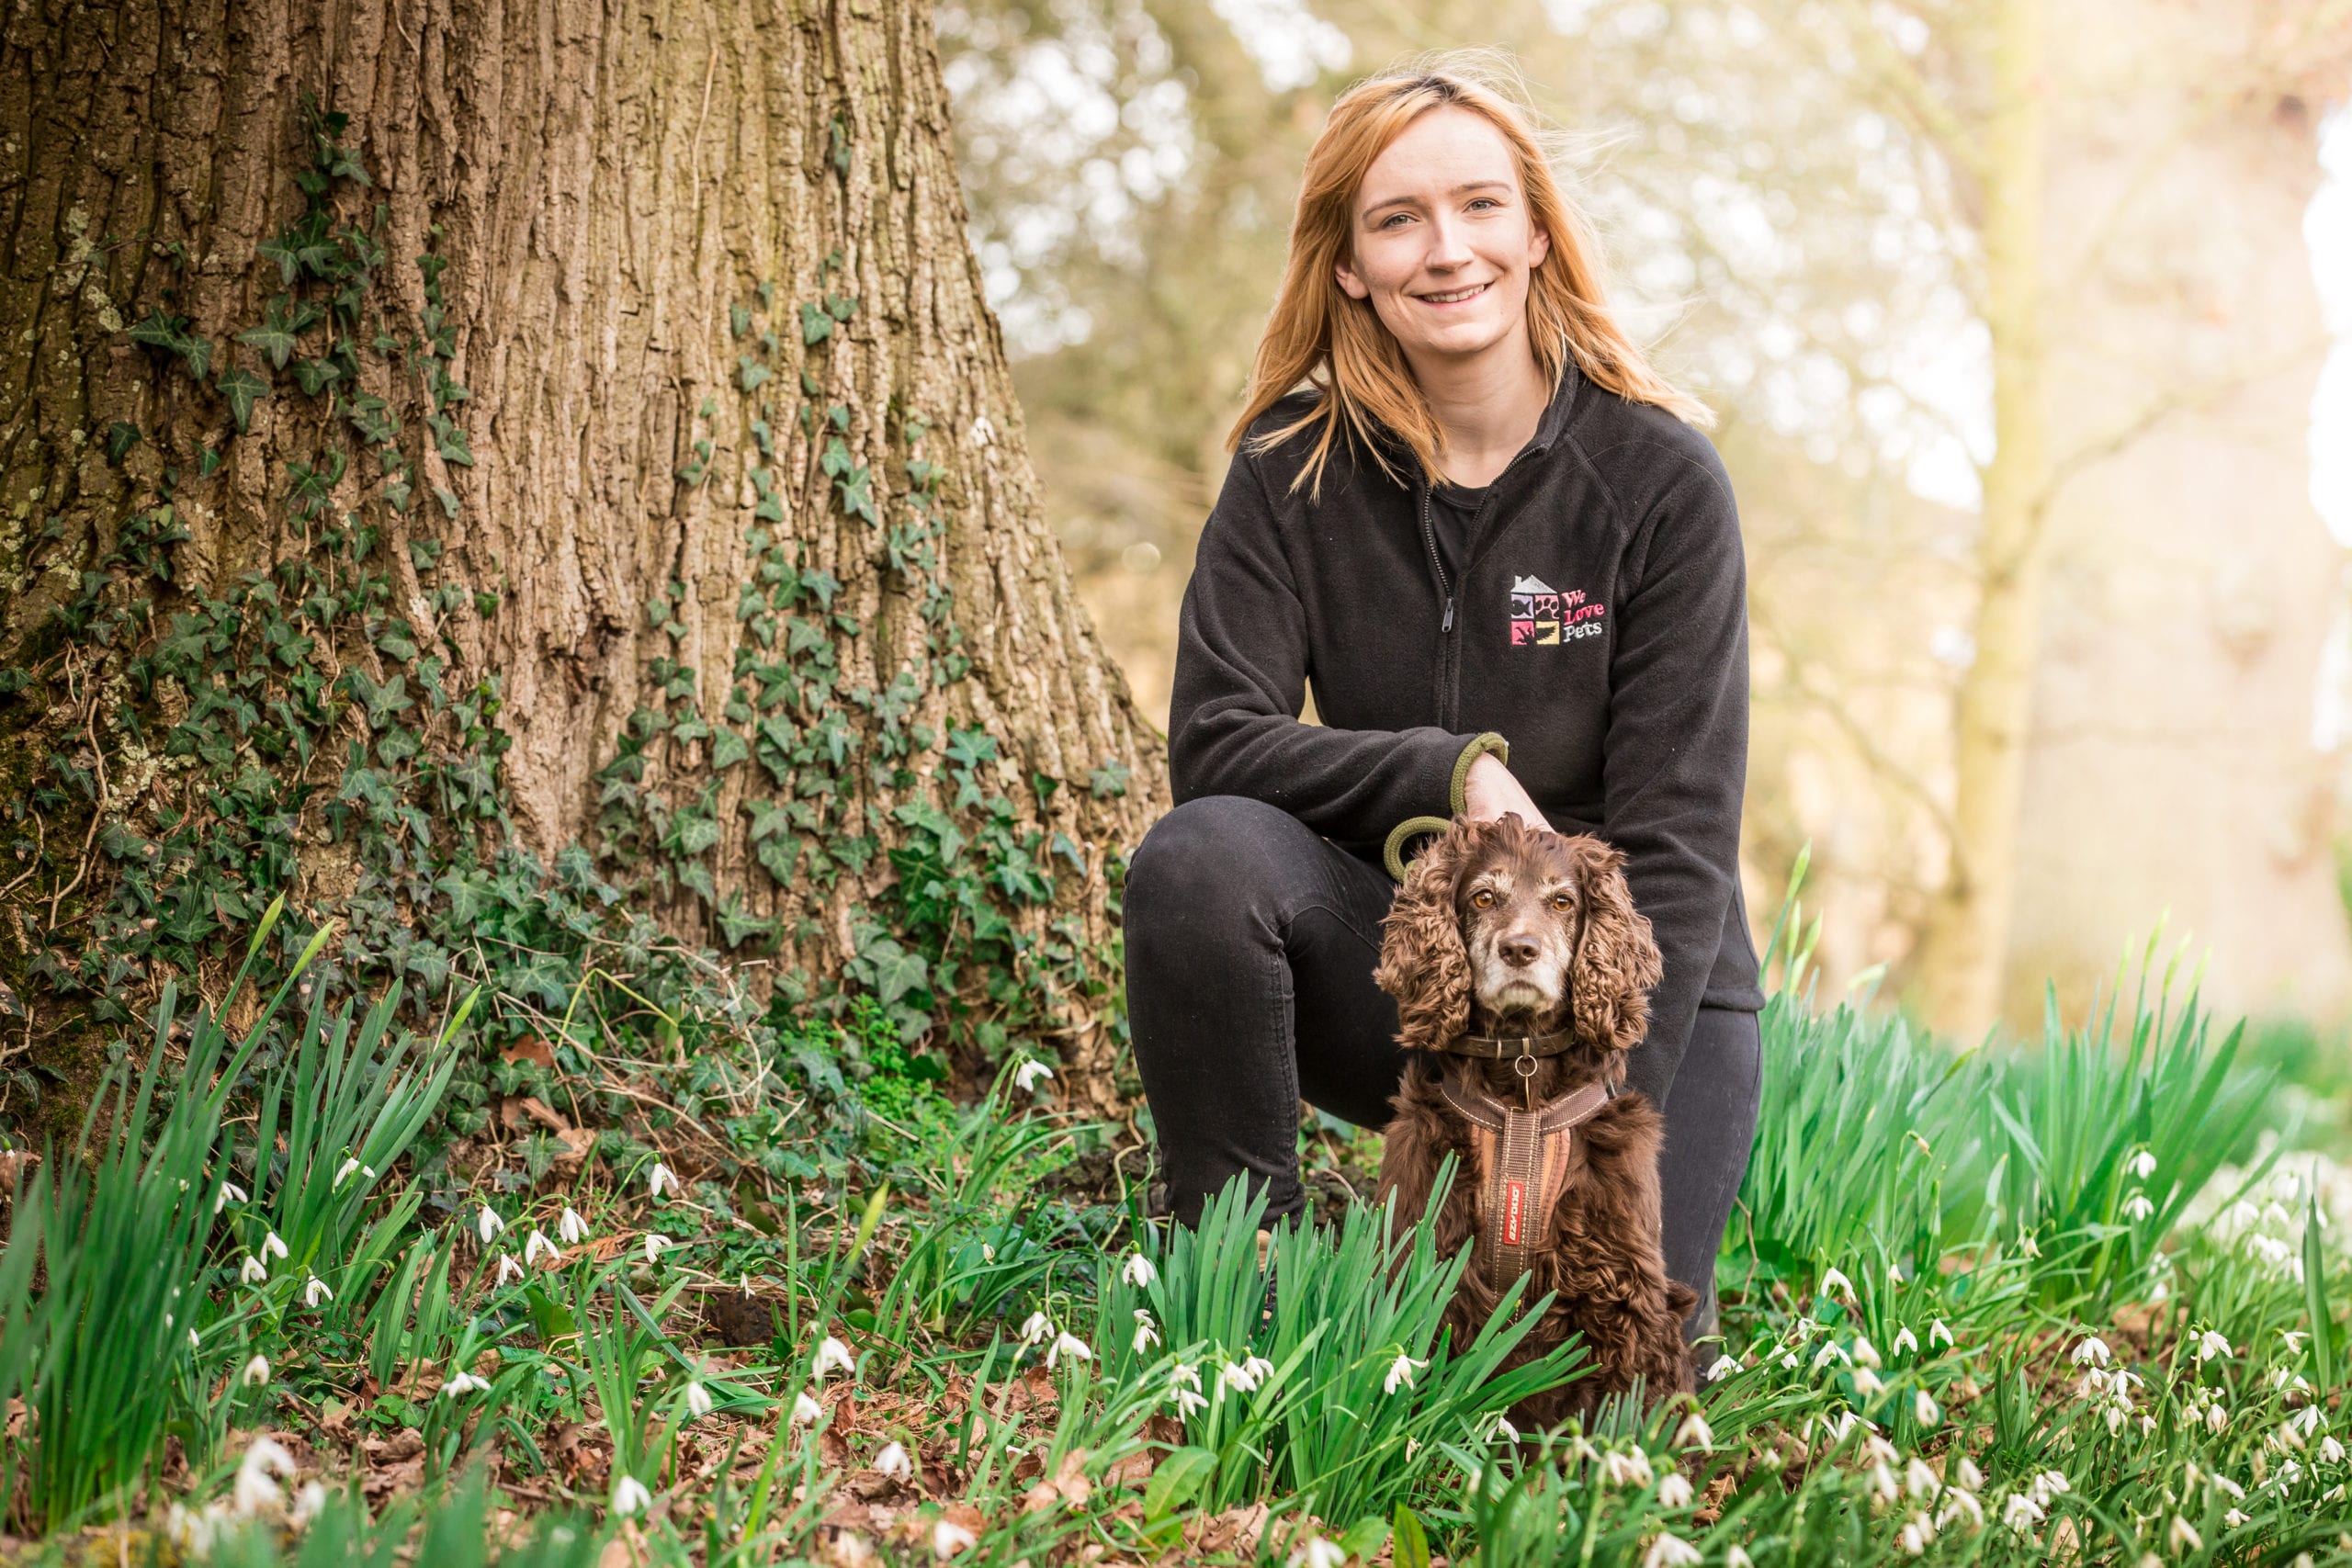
[1463,752,1547,829]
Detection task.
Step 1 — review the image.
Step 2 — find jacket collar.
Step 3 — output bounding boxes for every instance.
[1363,352,1587,480]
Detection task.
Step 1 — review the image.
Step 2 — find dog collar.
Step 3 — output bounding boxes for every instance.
[1439,1028,1580,1065]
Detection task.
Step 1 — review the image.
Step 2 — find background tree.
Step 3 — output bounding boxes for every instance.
[0,0,1164,1120]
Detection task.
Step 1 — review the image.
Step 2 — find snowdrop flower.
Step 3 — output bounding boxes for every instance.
[334,1157,362,1190]
[2072,1337,2111,1367]
[1779,1348,1802,1371]
[1892,1325,1918,1358]
[611,1472,652,1517]
[874,1441,912,1481]
[1132,1310,1160,1354]
[1012,1058,1054,1093]
[1929,1319,1954,1349]
[648,1162,679,1200]
[477,1206,504,1244]
[1725,1549,1756,1568]
[261,1231,288,1260]
[525,1229,558,1267]
[2017,1231,2041,1258]
[2321,1436,2346,1464]
[303,1274,333,1308]
[496,1254,524,1286]
[2122,1192,2154,1222]
[1852,1334,1882,1368]
[1905,1458,1940,1499]
[1852,1366,1885,1395]
[1819,1267,1855,1302]
[1657,1471,1694,1508]
[1674,1410,1714,1450]
[2197,1329,2233,1362]
[240,1253,269,1285]
[1914,1390,1942,1427]
[1643,1530,1702,1568]
[1290,1536,1347,1568]
[2281,1328,2309,1353]
[642,1232,672,1265]
[1046,1330,1091,1368]
[188,1327,200,1349]
[442,1371,491,1397]
[2224,1507,2250,1529]
[1490,1415,1520,1443]
[2166,1516,2200,1551]
[233,1437,297,1515]
[558,1206,589,1244]
[1812,1340,1850,1371]
[1217,1359,1260,1395]
[2207,1402,2231,1435]
[1956,1455,1984,1490]
[289,1481,326,1528]
[2128,1149,2157,1180]
[791,1391,823,1426]
[2001,1493,2044,1533]
[1173,1385,1208,1417]
[1122,1253,1158,1288]
[933,1517,978,1557]
[683,1381,715,1419]
[1896,1516,1932,1555]
[1600,1447,1656,1488]
[241,1353,271,1387]
[815,1335,856,1380]
[1384,1351,1426,1395]
[1705,1354,1742,1380]
[1018,1312,1054,1347]
[1826,1409,1866,1442]
[214,1180,248,1214]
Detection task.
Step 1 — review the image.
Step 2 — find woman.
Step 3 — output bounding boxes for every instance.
[1124,54,1765,1344]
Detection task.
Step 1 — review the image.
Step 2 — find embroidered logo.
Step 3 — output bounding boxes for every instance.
[1502,1179,1526,1245]
[1508,574,1606,646]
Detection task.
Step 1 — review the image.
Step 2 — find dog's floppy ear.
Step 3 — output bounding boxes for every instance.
[1374,821,1477,1052]
[1566,836,1663,1053]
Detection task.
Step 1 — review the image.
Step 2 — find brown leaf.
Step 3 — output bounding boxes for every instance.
[503,1035,556,1069]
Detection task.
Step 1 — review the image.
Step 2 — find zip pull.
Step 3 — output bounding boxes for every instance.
[1442,598,1455,634]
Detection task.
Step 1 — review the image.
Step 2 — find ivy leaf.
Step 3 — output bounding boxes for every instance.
[729,302,752,339]
[106,422,141,462]
[128,310,189,354]
[738,355,770,392]
[257,232,303,286]
[799,301,834,345]
[864,936,929,1008]
[216,367,269,433]
[292,356,343,395]
[180,333,214,382]
[710,729,750,770]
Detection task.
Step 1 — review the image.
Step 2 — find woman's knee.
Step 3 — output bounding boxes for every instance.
[1127,795,1318,927]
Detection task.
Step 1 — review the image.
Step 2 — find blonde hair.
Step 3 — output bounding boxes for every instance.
[1229,50,1713,499]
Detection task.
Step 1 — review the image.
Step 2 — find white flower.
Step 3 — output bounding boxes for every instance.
[261,1231,288,1260]
[815,1335,857,1380]
[683,1381,714,1419]
[1012,1059,1054,1093]
[1705,1354,1743,1380]
[1384,1351,1427,1394]
[1490,1415,1520,1443]
[334,1157,362,1190]
[1046,1331,1092,1368]
[2207,1402,2230,1434]
[1957,1456,1984,1490]
[649,1162,680,1199]
[240,1253,269,1285]
[187,1328,200,1349]
[1929,1319,1954,1349]
[289,1480,326,1528]
[1291,1537,1347,1568]
[1820,1267,1855,1302]
[1657,1472,1693,1508]
[611,1473,652,1517]
[2128,1149,2156,1180]
[2071,1337,2111,1367]
[2320,1436,2346,1464]
[558,1206,589,1244]
[2281,1328,2309,1353]
[2122,1192,2154,1222]
[1173,1386,1208,1416]
[442,1371,491,1397]
[303,1274,333,1308]
[1018,1312,1054,1346]
[1914,1390,1942,1426]
[2198,1329,2233,1362]
[875,1440,912,1481]
[241,1353,271,1387]
[1905,1458,1940,1499]
[525,1229,558,1268]
[1601,1447,1656,1488]
[1726,1549,1756,1568]
[2001,1492,2044,1533]
[1852,1335,1882,1368]
[1132,1310,1160,1354]
[642,1232,672,1265]
[1122,1253,1158,1289]
[1853,1366,1885,1395]
[1674,1410,1714,1450]
[1780,1348,1802,1370]
[791,1391,824,1426]
[1217,1359,1260,1395]
[215,1180,248,1214]
[1644,1531,1702,1568]
[1813,1341,1850,1371]
[496,1254,524,1286]
[1892,1325,1918,1358]
[933,1517,978,1557]
[476,1206,504,1244]
[233,1436,298,1515]
[1896,1517,1931,1554]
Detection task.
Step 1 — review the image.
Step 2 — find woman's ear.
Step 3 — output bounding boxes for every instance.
[1566,837,1663,1053]
[1374,823,1476,1052]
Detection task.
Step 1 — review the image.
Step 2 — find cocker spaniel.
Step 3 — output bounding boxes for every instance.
[1373,815,1695,1428]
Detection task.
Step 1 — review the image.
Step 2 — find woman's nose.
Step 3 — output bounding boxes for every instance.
[1422,214,1476,270]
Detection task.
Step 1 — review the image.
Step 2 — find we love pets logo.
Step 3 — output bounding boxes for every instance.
[1508,574,1606,647]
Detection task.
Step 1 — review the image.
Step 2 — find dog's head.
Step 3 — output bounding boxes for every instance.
[1374,816,1663,1054]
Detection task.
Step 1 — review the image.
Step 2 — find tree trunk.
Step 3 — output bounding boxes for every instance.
[0,0,1166,1116]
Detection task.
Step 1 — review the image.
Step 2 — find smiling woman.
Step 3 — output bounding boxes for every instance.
[1125,51,1765,1354]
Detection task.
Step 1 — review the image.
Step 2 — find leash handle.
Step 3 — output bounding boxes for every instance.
[1383,815,1456,884]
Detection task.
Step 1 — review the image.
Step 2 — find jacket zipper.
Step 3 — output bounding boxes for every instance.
[1417,482,1458,727]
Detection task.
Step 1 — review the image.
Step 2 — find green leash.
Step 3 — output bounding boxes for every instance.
[1382,815,1455,883]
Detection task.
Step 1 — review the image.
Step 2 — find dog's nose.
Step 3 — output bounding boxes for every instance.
[1498,932,1542,967]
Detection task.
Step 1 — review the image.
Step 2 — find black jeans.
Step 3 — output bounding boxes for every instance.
[1125,795,1762,1339]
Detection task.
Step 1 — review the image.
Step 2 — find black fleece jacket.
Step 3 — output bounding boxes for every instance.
[1168,366,1766,1099]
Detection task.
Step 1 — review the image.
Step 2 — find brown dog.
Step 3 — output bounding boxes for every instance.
[1373,815,1695,1428]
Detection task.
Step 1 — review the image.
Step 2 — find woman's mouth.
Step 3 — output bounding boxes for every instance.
[1416,281,1490,307]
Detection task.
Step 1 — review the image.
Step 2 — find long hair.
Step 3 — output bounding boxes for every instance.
[1228,50,1713,500]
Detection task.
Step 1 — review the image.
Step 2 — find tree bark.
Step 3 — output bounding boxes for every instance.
[0,0,1166,1114]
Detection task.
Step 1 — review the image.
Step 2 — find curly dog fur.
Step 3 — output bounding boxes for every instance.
[1373,816,1695,1429]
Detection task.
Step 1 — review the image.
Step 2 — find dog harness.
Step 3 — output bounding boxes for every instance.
[1439,1059,1611,1289]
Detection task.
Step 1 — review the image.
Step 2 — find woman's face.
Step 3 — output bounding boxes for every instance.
[1335,107,1550,375]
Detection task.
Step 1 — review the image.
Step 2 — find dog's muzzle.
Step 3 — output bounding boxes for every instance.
[1440,1077,1611,1291]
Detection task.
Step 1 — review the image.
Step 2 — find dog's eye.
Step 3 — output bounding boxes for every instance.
[1470,889,1495,909]
[1550,894,1574,912]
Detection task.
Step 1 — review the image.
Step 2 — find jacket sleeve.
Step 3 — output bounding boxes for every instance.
[1603,448,1753,1104]
[1168,448,1490,850]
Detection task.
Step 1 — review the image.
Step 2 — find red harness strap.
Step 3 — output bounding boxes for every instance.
[1440,1078,1611,1289]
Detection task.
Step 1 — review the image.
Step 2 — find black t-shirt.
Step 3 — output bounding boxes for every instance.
[1429,479,1489,586]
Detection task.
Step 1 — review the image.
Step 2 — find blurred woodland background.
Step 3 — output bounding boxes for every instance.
[937,0,2352,1043]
